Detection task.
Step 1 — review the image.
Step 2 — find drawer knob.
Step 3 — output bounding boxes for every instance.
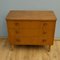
[16,39,20,42]
[15,23,19,26]
[42,39,46,42]
[15,31,19,33]
[43,32,47,34]
[43,23,47,26]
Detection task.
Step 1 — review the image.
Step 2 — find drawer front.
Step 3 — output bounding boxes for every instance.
[14,37,53,45]
[8,29,41,37]
[7,21,41,29]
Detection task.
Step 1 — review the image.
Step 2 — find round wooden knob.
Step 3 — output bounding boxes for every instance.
[43,23,47,26]
[15,23,19,26]
[42,39,46,42]
[43,32,47,34]
[15,31,19,33]
[16,39,20,42]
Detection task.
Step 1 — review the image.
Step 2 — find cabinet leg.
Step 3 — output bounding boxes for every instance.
[10,45,14,51]
[48,45,51,52]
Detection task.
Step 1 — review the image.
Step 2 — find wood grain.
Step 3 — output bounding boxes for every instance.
[6,10,56,20]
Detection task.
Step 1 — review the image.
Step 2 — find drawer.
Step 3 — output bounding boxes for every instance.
[7,21,41,29]
[8,28,41,37]
[14,37,53,45]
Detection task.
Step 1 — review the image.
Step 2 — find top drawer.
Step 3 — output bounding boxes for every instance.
[7,21,41,29]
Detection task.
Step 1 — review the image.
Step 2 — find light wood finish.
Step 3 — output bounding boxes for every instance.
[6,10,57,51]
[0,39,60,60]
[6,10,56,20]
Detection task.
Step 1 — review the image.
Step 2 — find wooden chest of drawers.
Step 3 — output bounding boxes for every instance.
[6,10,56,51]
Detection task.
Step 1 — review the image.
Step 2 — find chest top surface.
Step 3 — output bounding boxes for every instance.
[6,10,56,21]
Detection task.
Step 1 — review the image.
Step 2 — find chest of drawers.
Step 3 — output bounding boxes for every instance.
[6,10,56,51]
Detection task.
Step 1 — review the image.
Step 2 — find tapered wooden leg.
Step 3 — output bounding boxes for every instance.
[11,45,14,50]
[48,45,51,52]
[10,44,14,51]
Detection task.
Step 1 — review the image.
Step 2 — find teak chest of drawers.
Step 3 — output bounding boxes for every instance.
[6,10,56,51]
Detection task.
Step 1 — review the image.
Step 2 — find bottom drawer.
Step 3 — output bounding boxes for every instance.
[14,37,53,45]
